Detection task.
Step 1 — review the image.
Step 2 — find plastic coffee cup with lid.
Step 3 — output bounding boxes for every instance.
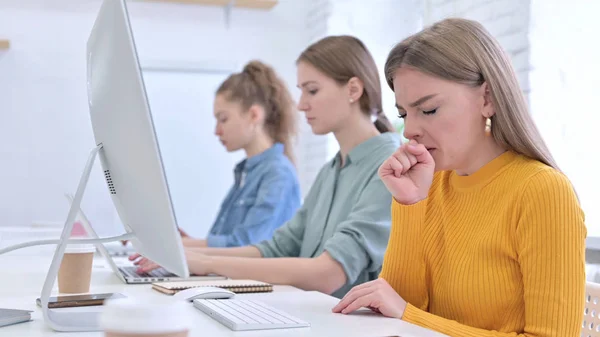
[58,244,96,294]
[100,297,192,337]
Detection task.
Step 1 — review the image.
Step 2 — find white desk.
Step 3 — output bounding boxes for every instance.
[0,253,447,337]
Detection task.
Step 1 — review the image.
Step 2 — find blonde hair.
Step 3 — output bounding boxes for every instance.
[217,60,297,165]
[385,18,559,170]
[297,35,395,133]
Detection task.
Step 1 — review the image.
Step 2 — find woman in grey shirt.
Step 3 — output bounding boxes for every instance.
[133,36,400,298]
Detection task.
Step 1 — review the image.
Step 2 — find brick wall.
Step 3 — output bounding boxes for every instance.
[424,0,531,100]
[296,0,423,195]
[297,0,532,198]
[294,0,332,197]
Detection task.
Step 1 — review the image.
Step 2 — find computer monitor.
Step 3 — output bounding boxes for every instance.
[34,0,188,332]
[86,0,189,278]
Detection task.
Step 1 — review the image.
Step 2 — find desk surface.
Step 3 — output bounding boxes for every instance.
[0,252,447,337]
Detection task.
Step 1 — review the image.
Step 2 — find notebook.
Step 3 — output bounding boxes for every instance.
[152,279,273,295]
[0,308,32,328]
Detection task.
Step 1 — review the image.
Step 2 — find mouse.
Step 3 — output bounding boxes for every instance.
[173,287,235,302]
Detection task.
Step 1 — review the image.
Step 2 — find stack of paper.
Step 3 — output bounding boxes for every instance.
[0,308,32,328]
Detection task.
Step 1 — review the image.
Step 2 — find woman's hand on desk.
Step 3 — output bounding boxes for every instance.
[332,278,406,319]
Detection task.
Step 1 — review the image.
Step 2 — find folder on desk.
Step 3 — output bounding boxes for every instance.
[0,308,32,328]
[152,279,273,295]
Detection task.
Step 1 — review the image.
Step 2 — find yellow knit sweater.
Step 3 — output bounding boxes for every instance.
[380,151,586,337]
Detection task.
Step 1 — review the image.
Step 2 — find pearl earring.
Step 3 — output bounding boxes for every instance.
[349,98,354,103]
[485,117,492,134]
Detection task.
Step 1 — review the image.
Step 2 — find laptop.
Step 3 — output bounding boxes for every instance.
[65,193,226,284]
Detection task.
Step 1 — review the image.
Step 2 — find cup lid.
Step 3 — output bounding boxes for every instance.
[64,244,96,254]
[100,297,192,333]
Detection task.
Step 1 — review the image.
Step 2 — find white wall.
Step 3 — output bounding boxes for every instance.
[323,0,531,158]
[292,0,332,199]
[0,0,314,237]
[327,0,423,119]
[424,0,531,100]
[319,0,424,157]
[302,0,533,181]
[529,0,600,236]
[6,0,596,239]
[142,70,239,239]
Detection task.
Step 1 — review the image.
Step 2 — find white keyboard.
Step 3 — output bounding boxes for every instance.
[193,299,310,331]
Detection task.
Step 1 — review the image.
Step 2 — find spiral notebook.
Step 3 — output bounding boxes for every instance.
[152,279,273,295]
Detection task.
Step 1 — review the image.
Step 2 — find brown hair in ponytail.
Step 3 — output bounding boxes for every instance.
[297,35,395,133]
[216,60,297,165]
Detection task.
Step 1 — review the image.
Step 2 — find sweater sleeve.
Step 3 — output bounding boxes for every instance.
[380,198,429,311]
[401,169,587,337]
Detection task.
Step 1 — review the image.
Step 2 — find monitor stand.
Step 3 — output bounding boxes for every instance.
[39,144,134,332]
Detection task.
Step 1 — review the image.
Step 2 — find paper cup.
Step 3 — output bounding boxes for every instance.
[57,244,96,294]
[100,297,191,337]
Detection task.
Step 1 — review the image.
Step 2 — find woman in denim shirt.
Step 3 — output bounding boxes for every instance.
[134,36,399,298]
[182,61,301,248]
